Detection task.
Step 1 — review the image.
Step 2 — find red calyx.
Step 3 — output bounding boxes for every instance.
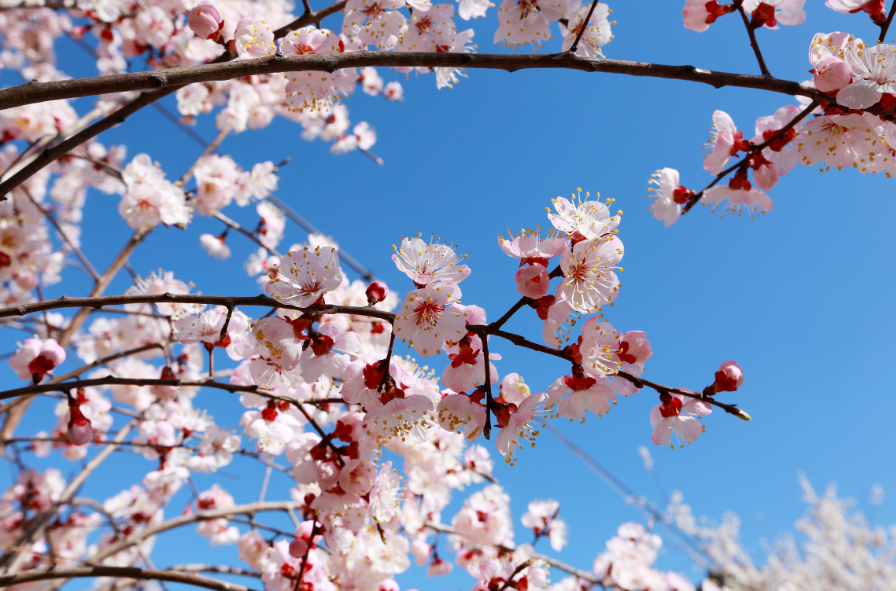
[659,397,683,418]
[729,131,753,156]
[310,333,335,357]
[728,169,752,191]
[563,337,584,366]
[563,370,596,392]
[493,403,517,428]
[520,256,550,268]
[617,340,636,364]
[528,295,556,320]
[761,127,797,152]
[704,1,737,25]
[371,322,386,334]
[713,370,741,392]
[879,93,896,111]
[857,0,887,24]
[379,383,406,405]
[672,185,694,205]
[28,355,55,383]
[750,2,776,28]
[449,337,480,368]
[363,360,387,390]
[287,315,313,340]
[261,401,279,422]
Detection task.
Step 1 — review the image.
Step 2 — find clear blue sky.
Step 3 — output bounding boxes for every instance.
[2,1,895,588]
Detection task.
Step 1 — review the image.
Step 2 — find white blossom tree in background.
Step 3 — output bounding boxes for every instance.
[0,0,894,589]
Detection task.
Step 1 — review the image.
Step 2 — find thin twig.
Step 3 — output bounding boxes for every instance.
[737,4,771,76]
[880,0,896,43]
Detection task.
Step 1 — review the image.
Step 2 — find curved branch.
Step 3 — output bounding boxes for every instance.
[0,52,824,112]
[0,376,349,406]
[0,0,347,202]
[87,501,300,564]
[0,293,395,322]
[0,566,261,591]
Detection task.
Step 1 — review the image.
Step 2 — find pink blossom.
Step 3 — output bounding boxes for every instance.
[683,0,737,32]
[648,168,691,228]
[617,331,652,364]
[795,113,875,169]
[650,393,711,447]
[10,337,66,383]
[265,246,344,307]
[558,235,623,314]
[281,27,358,112]
[826,0,887,23]
[342,0,407,50]
[299,323,362,382]
[119,154,191,230]
[493,0,572,48]
[234,14,275,58]
[384,81,404,100]
[559,2,613,57]
[498,230,567,264]
[837,43,896,109]
[495,392,545,463]
[394,282,466,357]
[814,56,852,93]
[188,1,224,40]
[548,192,620,241]
[713,360,744,392]
[752,105,808,179]
[442,336,498,393]
[498,373,531,405]
[200,234,230,260]
[702,178,774,218]
[547,371,616,420]
[514,264,550,298]
[437,392,487,441]
[392,236,471,286]
[704,110,752,175]
[742,0,806,28]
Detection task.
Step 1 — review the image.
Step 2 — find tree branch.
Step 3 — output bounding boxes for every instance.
[682,99,820,214]
[0,53,825,114]
[0,566,262,591]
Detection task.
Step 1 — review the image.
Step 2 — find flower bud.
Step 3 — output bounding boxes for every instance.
[514,264,550,299]
[366,281,388,305]
[712,360,744,393]
[67,403,93,446]
[813,56,851,94]
[188,1,224,40]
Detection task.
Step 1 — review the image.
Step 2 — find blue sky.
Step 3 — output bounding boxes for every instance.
[2,0,895,588]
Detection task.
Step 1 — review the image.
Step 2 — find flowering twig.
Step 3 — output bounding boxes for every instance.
[292,520,318,591]
[482,331,494,440]
[736,3,770,76]
[682,99,820,214]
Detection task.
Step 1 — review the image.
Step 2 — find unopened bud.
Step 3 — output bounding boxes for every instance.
[188,1,224,40]
[67,402,93,446]
[712,360,744,393]
[366,281,388,305]
[736,409,752,421]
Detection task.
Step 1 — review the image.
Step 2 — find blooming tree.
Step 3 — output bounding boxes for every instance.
[0,0,894,590]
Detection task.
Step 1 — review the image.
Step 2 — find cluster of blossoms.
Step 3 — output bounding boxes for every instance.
[0,175,753,591]
[654,1,896,226]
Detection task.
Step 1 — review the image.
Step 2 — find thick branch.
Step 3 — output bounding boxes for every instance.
[0,293,396,322]
[0,566,261,591]
[0,53,824,113]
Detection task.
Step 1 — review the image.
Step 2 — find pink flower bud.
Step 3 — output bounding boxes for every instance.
[713,360,744,393]
[288,520,321,558]
[514,264,550,299]
[378,579,400,591]
[617,331,652,364]
[813,56,851,94]
[67,405,93,446]
[366,281,388,305]
[188,1,224,40]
